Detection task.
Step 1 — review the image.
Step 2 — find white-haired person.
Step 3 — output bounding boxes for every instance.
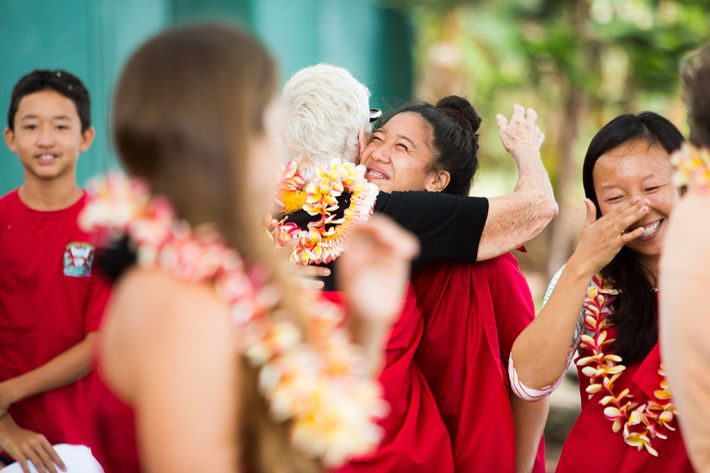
[270,64,556,472]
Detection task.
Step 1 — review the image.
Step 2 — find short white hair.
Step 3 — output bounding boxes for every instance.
[281,64,371,179]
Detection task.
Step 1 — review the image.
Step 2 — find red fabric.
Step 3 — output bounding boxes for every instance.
[412,253,545,473]
[0,190,110,448]
[557,340,695,473]
[327,286,454,473]
[89,358,140,473]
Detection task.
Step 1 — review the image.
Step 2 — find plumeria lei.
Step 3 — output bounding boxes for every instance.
[577,276,676,457]
[79,173,387,467]
[268,159,379,265]
[671,142,710,191]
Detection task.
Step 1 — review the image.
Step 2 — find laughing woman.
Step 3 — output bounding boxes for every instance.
[510,112,695,472]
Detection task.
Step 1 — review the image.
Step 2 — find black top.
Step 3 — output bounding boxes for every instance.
[99,191,489,291]
[287,190,489,291]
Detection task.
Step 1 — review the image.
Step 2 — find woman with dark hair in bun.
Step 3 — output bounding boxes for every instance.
[359,97,548,473]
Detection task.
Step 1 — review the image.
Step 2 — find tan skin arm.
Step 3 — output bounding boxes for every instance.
[511,198,648,389]
[510,396,548,473]
[477,105,558,261]
[0,334,95,416]
[0,332,96,473]
[101,269,238,473]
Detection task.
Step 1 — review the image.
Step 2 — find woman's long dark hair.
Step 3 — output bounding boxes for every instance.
[582,112,683,364]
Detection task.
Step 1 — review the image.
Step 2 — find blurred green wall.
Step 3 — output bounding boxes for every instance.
[0,0,413,194]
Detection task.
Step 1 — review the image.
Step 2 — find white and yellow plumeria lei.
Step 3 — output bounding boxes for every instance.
[80,173,387,467]
[268,159,379,265]
[577,276,676,457]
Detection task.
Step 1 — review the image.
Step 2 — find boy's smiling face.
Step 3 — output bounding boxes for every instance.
[4,89,94,182]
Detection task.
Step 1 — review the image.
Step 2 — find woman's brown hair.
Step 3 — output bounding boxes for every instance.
[682,43,710,148]
[113,23,319,473]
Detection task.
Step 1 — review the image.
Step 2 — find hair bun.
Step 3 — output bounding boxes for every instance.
[436,95,481,134]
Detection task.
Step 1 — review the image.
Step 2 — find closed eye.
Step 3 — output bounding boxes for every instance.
[22,124,38,130]
[605,196,623,203]
[396,143,409,151]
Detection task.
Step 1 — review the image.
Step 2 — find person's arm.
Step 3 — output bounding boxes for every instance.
[510,396,548,473]
[477,105,557,261]
[510,198,648,390]
[101,269,238,473]
[0,334,95,416]
[660,193,710,473]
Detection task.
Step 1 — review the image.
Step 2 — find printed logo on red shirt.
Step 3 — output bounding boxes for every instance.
[63,242,94,277]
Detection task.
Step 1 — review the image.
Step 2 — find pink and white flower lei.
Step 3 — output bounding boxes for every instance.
[671,142,710,191]
[268,159,379,265]
[80,173,387,467]
[577,276,676,457]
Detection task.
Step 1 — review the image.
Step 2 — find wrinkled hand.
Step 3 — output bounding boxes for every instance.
[496,104,544,157]
[569,198,649,275]
[336,216,419,372]
[0,415,66,473]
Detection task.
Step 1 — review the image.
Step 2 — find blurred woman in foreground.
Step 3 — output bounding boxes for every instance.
[82,23,417,473]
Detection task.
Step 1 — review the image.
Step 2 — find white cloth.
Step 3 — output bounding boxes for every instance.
[0,444,103,473]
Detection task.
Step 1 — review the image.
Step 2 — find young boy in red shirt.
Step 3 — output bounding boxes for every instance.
[0,70,110,472]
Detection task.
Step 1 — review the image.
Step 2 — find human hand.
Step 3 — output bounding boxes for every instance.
[568,198,649,275]
[0,415,66,473]
[336,216,419,371]
[295,265,330,290]
[496,104,544,158]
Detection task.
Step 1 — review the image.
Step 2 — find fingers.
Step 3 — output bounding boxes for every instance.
[42,440,65,472]
[622,226,646,243]
[525,107,538,126]
[27,442,59,473]
[583,198,597,226]
[511,104,525,123]
[300,266,331,278]
[496,114,508,129]
[16,455,30,473]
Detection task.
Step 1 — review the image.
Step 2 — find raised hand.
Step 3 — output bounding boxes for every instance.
[496,104,545,157]
[569,198,649,275]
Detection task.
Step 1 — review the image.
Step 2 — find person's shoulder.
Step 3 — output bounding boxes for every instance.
[109,268,231,339]
[0,189,19,209]
[101,267,233,401]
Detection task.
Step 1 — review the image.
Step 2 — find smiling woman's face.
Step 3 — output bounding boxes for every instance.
[360,112,441,193]
[593,138,679,259]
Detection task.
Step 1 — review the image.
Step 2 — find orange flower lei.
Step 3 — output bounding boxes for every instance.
[268,159,379,265]
[577,276,676,456]
[80,174,387,467]
[671,142,710,191]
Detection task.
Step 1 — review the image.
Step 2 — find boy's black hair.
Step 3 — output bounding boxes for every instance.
[7,70,91,132]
